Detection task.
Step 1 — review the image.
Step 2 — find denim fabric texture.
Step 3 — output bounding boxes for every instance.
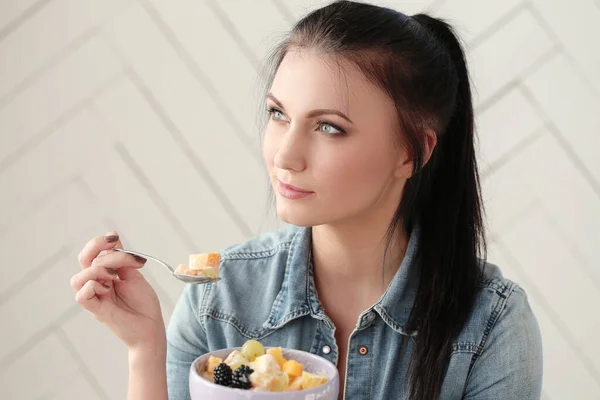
[166,225,543,399]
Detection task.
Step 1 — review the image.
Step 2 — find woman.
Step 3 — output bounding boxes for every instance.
[70,1,543,399]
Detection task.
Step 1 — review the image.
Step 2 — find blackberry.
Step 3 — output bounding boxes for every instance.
[213,363,233,387]
[231,365,254,390]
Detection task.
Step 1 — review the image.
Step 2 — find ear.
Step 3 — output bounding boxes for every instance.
[395,129,438,179]
[422,128,438,166]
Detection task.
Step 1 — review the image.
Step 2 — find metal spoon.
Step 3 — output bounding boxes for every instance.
[112,248,220,284]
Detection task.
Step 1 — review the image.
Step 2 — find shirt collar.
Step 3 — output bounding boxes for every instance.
[263,224,421,336]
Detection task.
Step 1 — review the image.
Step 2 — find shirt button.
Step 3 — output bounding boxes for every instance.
[365,312,375,323]
[322,345,331,355]
[358,345,368,355]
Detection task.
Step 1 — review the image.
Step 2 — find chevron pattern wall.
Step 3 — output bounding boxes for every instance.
[0,0,598,398]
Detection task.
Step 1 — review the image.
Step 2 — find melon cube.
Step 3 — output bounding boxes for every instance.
[189,253,220,270]
[206,356,223,373]
[283,359,303,378]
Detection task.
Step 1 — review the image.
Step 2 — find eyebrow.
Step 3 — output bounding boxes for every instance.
[267,93,353,124]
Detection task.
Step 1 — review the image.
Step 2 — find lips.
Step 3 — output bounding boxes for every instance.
[278,181,311,193]
[277,180,314,200]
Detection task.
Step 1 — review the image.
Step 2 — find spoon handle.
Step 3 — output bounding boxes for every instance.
[112,247,175,274]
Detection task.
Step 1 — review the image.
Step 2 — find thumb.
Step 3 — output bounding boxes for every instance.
[104,231,144,281]
[116,266,144,281]
[106,230,123,250]
[105,230,130,278]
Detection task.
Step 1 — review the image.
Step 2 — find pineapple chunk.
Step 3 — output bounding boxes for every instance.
[301,371,328,390]
[201,266,216,279]
[266,347,287,368]
[224,350,249,372]
[206,356,222,373]
[251,354,281,374]
[273,372,290,392]
[287,376,303,391]
[250,371,289,392]
[282,359,303,378]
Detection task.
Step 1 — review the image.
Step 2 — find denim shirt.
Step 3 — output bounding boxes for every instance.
[166,225,543,399]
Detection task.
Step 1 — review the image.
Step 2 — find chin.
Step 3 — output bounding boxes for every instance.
[276,202,323,227]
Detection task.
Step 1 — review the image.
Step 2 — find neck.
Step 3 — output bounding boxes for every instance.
[311,212,408,305]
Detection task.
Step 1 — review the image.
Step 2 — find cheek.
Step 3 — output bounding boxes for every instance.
[315,143,396,196]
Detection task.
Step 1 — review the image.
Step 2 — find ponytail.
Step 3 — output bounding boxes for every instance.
[399,14,486,399]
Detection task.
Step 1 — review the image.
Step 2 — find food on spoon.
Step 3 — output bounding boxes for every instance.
[174,252,220,279]
[190,253,220,269]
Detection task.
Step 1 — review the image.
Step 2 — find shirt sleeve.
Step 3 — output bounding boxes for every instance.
[166,284,210,400]
[464,284,543,400]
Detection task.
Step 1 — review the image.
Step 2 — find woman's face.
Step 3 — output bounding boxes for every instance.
[263,49,411,227]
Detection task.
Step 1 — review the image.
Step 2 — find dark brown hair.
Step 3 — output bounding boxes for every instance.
[263,1,486,398]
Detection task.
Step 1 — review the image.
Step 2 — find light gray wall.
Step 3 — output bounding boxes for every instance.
[0,0,598,398]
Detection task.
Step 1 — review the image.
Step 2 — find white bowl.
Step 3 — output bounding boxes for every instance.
[189,347,339,399]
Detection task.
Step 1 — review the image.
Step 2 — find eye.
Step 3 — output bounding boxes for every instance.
[267,107,289,122]
[317,121,345,136]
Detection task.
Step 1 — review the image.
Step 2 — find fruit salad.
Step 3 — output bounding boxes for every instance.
[175,253,220,279]
[200,340,329,392]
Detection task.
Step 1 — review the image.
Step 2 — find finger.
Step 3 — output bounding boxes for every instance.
[78,231,122,269]
[105,230,124,251]
[70,265,119,293]
[116,266,144,281]
[75,280,112,315]
[91,251,147,272]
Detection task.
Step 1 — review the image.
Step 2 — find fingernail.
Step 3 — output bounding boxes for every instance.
[105,235,119,243]
[134,255,147,264]
[107,268,118,275]
[101,283,111,289]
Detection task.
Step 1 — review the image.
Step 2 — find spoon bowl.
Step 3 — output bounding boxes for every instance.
[112,248,220,284]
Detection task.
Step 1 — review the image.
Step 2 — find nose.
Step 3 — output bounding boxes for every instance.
[273,126,307,172]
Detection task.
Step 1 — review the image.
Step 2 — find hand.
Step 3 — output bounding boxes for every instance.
[71,231,165,352]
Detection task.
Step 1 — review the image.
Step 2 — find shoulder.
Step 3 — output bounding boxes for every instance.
[219,225,301,260]
[215,225,301,283]
[476,261,521,306]
[456,261,541,355]
[460,262,543,398]
[477,261,534,325]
